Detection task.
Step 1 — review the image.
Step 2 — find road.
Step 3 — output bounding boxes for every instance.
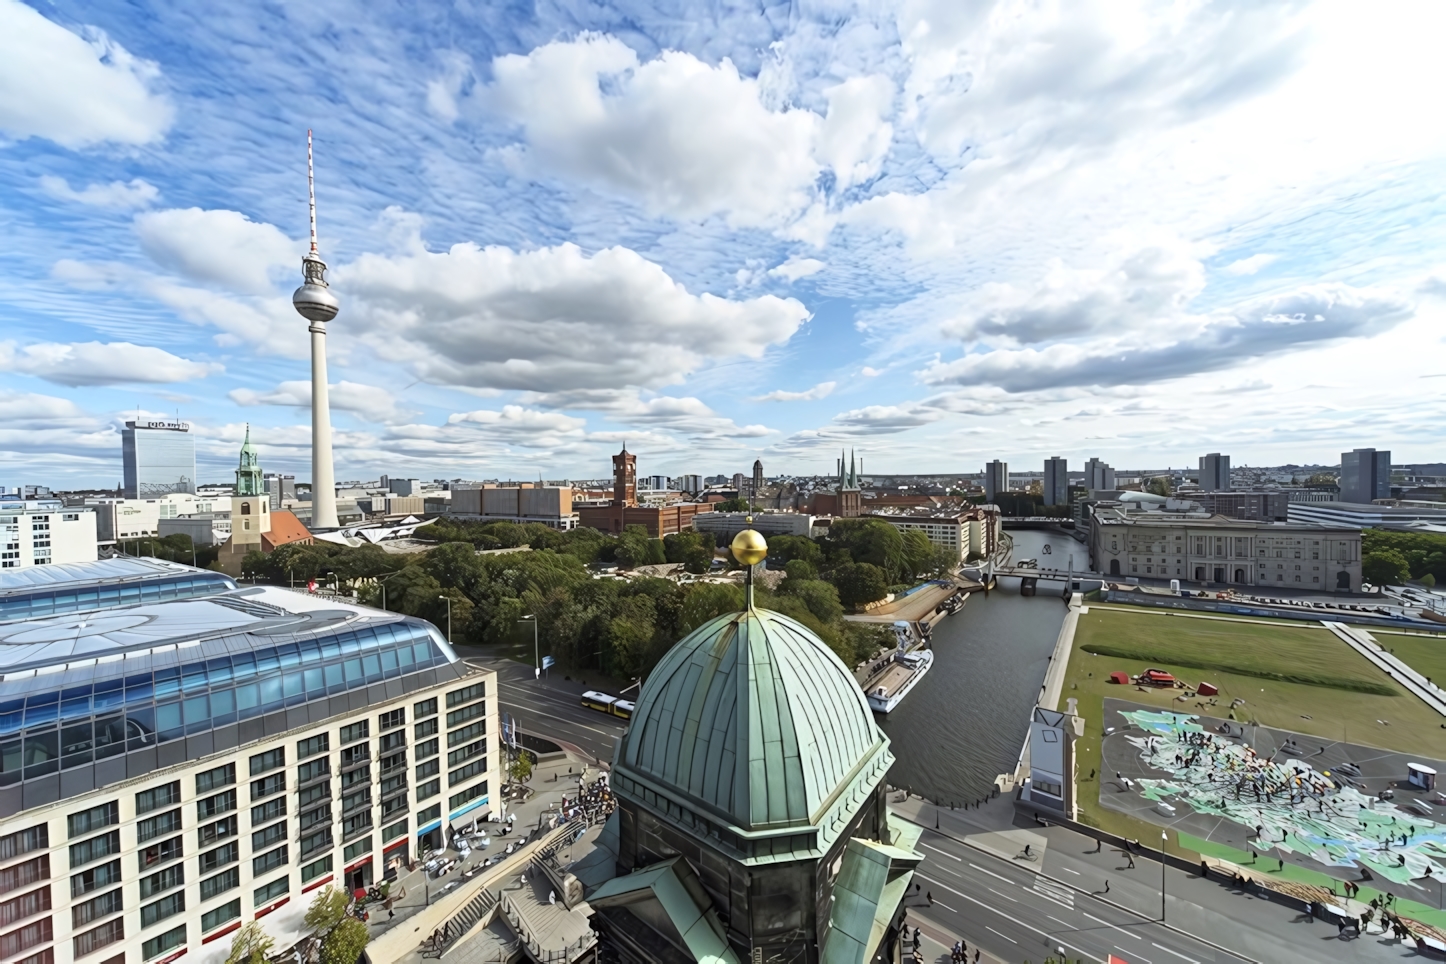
[471,655,627,764]
[906,825,1249,964]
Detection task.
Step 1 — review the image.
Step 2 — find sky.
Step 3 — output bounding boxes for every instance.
[3,0,1446,488]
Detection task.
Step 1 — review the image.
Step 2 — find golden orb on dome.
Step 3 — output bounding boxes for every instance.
[730,527,768,566]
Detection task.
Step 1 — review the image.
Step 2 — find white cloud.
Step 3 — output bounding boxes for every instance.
[134,208,299,296]
[342,238,809,393]
[228,380,409,424]
[921,283,1413,392]
[768,256,826,282]
[754,381,836,402]
[0,340,220,386]
[39,176,158,209]
[860,367,882,377]
[1224,253,1280,276]
[481,34,822,228]
[0,0,172,147]
[816,75,895,190]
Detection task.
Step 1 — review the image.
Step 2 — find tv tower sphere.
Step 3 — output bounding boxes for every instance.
[293,252,339,322]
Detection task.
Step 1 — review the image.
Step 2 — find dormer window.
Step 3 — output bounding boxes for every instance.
[241,503,251,515]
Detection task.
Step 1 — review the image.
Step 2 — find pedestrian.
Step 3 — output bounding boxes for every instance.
[1104,879,1110,894]
[927,890,933,907]
[549,889,556,905]
[1126,853,1135,869]
[1279,858,1284,871]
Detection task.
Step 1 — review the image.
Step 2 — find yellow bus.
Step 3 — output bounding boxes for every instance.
[580,690,617,715]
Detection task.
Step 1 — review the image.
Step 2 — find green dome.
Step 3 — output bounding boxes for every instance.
[614,606,891,855]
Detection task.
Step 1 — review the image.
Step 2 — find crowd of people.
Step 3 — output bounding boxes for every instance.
[558,772,616,825]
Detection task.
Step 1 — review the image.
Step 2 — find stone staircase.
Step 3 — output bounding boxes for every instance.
[431,887,499,958]
[496,887,596,963]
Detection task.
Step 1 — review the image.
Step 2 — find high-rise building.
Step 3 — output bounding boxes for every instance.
[1043,457,1069,506]
[1199,453,1231,491]
[752,459,764,499]
[122,421,196,498]
[264,473,296,510]
[732,472,746,493]
[0,558,497,963]
[1083,457,1116,492]
[983,460,1008,502]
[1340,448,1392,504]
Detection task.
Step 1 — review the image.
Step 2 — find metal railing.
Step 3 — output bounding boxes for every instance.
[431,887,498,958]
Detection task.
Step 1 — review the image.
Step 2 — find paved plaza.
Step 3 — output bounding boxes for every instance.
[1099,698,1446,892]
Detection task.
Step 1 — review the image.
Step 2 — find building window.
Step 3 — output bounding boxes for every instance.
[139,864,184,899]
[379,731,406,754]
[71,859,121,899]
[379,709,404,731]
[449,759,488,786]
[252,823,287,853]
[198,816,237,848]
[448,780,488,812]
[240,503,251,516]
[73,918,123,958]
[137,810,182,843]
[343,837,371,863]
[199,842,238,874]
[251,773,285,802]
[200,868,239,902]
[138,836,182,872]
[300,829,333,859]
[251,798,286,826]
[249,748,284,777]
[140,890,185,928]
[2,886,51,928]
[197,790,237,820]
[445,702,486,729]
[417,803,441,827]
[0,827,48,860]
[195,763,235,794]
[413,697,437,719]
[416,779,440,801]
[67,802,119,839]
[299,782,331,810]
[343,812,372,840]
[302,855,333,884]
[299,758,330,784]
[201,898,240,934]
[70,830,121,868]
[381,820,407,844]
[415,738,438,760]
[448,721,486,748]
[414,718,438,740]
[136,782,181,815]
[340,721,368,746]
[253,877,288,906]
[447,683,485,709]
[297,734,329,760]
[141,923,185,961]
[417,758,440,781]
[252,846,288,878]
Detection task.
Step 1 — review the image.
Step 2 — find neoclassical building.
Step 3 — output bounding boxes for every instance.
[587,531,921,963]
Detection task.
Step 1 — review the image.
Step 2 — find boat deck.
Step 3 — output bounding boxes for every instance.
[863,657,921,699]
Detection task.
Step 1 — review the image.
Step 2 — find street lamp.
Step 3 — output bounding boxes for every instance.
[375,569,404,611]
[1161,831,1168,921]
[437,595,452,642]
[522,614,539,679]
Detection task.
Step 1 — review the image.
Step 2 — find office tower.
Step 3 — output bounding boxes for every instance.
[752,460,764,499]
[1043,457,1069,506]
[1199,453,1231,491]
[983,460,1008,502]
[1083,457,1116,492]
[122,421,196,498]
[1340,448,1391,504]
[264,473,296,510]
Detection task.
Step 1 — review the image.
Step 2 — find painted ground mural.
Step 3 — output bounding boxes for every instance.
[1121,709,1446,886]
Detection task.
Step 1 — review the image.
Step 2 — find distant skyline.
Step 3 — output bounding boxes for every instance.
[2,0,1445,487]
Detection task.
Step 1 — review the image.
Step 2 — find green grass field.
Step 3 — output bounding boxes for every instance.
[1366,628,1446,687]
[1060,605,1446,864]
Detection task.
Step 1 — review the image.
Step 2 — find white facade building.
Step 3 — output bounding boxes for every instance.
[0,564,498,964]
[0,499,98,570]
[88,495,220,545]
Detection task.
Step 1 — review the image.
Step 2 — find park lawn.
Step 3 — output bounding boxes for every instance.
[1059,606,1446,878]
[1363,628,1446,686]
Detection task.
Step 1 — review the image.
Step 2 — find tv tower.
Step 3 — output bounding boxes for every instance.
[292,130,339,529]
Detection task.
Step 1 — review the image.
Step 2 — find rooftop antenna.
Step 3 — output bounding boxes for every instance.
[307,129,319,254]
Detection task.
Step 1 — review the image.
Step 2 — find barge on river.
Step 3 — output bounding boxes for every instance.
[863,647,934,713]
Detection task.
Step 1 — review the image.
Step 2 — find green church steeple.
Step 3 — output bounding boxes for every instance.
[236,424,263,497]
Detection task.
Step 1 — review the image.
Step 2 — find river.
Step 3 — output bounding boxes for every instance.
[877,528,1079,804]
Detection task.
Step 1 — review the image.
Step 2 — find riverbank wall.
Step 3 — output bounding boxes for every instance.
[996,593,1082,794]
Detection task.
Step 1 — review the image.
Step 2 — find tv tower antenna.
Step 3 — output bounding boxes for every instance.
[307,129,318,253]
[292,130,339,529]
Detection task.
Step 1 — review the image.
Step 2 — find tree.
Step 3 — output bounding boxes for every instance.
[1146,476,1172,497]
[320,916,369,964]
[716,497,749,512]
[900,530,934,578]
[1363,549,1411,587]
[787,579,844,624]
[1306,472,1338,486]
[508,750,533,784]
[304,885,349,935]
[832,561,890,608]
[615,525,654,568]
[225,921,274,964]
[826,518,905,580]
[768,535,822,567]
